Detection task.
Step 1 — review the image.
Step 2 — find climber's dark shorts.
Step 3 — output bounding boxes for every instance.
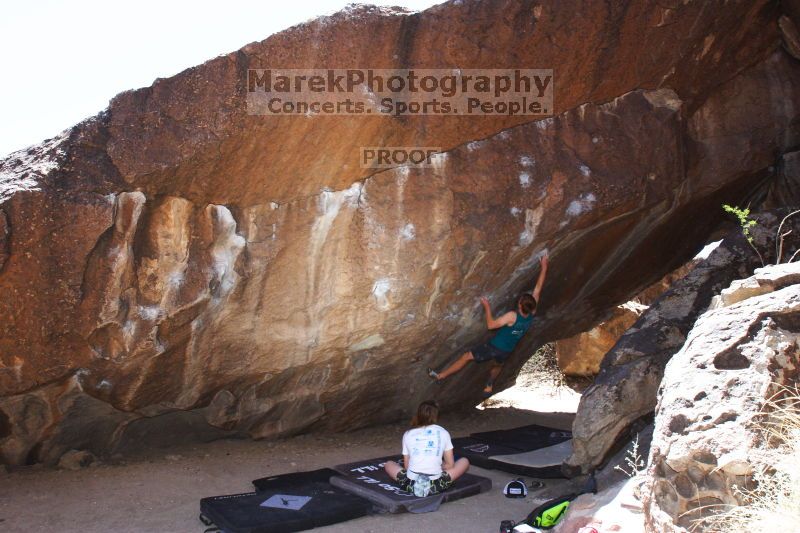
[396,469,454,494]
[470,342,512,364]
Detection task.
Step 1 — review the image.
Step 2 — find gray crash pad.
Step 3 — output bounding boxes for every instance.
[489,439,573,470]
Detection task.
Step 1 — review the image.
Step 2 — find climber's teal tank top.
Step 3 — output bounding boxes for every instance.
[490,312,534,352]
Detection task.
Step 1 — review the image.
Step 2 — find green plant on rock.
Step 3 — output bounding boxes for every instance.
[723,204,757,243]
[723,204,765,266]
[722,205,800,266]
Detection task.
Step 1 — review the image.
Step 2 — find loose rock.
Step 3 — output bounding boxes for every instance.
[58,450,96,471]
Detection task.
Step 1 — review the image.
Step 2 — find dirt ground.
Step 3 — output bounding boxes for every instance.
[0,376,638,533]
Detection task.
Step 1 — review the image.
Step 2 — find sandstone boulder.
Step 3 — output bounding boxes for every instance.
[556,302,646,377]
[564,225,772,475]
[556,263,694,377]
[57,449,97,471]
[0,1,799,464]
[0,209,8,272]
[780,0,800,60]
[633,263,699,308]
[643,263,800,532]
[711,261,800,308]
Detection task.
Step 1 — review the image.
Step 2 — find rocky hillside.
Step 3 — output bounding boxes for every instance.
[645,262,800,531]
[1,0,799,466]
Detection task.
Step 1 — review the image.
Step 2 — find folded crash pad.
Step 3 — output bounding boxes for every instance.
[331,455,492,514]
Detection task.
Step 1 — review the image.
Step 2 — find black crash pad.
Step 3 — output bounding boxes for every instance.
[469,424,571,449]
[331,455,491,514]
[200,469,372,533]
[453,424,572,478]
[452,436,527,469]
[252,468,340,492]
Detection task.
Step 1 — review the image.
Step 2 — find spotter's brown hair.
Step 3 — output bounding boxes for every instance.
[411,400,440,427]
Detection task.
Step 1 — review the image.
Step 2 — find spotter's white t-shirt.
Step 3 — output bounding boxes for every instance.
[401,424,453,480]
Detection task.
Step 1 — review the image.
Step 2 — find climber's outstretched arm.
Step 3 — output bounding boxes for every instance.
[532,253,549,302]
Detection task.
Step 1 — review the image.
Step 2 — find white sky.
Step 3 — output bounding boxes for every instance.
[0,0,442,157]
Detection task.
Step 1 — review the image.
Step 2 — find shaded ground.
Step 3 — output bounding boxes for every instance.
[0,406,574,532]
[0,362,644,532]
[484,343,585,413]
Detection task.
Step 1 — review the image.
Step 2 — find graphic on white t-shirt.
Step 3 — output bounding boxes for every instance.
[401,424,453,480]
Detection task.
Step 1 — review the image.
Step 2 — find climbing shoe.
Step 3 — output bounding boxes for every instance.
[482,380,494,398]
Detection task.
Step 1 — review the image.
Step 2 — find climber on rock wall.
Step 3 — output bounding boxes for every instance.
[428,252,549,398]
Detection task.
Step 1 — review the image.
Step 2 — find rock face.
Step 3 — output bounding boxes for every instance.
[711,261,800,308]
[556,302,646,377]
[764,151,800,209]
[57,449,97,471]
[556,263,694,377]
[780,0,800,60]
[0,209,8,272]
[566,214,800,476]
[1,0,799,464]
[643,264,800,532]
[564,226,772,475]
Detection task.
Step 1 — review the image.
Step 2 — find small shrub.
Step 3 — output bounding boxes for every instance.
[722,204,764,266]
[614,434,646,478]
[723,204,758,244]
[722,205,800,266]
[520,342,565,390]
